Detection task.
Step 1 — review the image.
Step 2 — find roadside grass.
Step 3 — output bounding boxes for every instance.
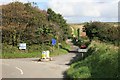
[50,41,71,56]
[61,41,71,50]
[66,40,118,78]
[73,28,77,37]
[70,25,77,37]
[2,42,70,59]
[50,48,68,57]
[2,48,68,59]
[2,52,41,59]
[0,53,2,58]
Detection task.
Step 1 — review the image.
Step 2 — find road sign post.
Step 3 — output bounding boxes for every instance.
[52,38,56,46]
[51,38,56,51]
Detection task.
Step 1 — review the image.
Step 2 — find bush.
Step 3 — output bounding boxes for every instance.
[2,2,71,46]
[2,42,70,58]
[84,22,119,46]
[66,41,118,78]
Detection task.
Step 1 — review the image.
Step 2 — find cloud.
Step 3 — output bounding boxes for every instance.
[48,0,118,17]
[0,0,48,5]
[47,0,118,23]
[48,1,101,17]
[64,16,118,23]
[0,0,119,23]
[99,2,118,18]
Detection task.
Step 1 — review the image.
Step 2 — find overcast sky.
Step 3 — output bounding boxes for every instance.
[1,0,119,23]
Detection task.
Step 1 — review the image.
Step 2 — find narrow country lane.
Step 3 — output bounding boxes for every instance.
[1,39,79,78]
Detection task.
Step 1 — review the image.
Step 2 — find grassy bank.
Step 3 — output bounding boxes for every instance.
[67,41,118,79]
[2,42,71,59]
[2,48,68,59]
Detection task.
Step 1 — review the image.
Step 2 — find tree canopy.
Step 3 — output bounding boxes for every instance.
[84,22,119,45]
[2,2,71,46]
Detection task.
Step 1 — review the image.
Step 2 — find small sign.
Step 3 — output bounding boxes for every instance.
[19,43,26,50]
[78,49,88,52]
[52,38,56,46]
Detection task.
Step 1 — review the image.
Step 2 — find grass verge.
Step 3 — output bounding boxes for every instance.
[2,42,70,59]
[66,40,118,79]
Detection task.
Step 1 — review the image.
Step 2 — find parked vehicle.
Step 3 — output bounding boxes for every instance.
[78,44,87,52]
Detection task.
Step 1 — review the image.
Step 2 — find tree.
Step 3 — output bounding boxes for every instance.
[2,2,71,46]
[47,8,72,41]
[84,22,119,45]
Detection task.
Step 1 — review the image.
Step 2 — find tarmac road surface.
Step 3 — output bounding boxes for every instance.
[1,53,75,78]
[1,40,79,78]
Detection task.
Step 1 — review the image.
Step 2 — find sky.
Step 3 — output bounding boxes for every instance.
[1,0,119,23]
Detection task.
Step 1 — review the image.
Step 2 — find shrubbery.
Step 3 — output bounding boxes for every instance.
[1,2,71,58]
[67,41,118,79]
[2,42,70,58]
[84,22,119,46]
[66,22,119,79]
[2,2,71,46]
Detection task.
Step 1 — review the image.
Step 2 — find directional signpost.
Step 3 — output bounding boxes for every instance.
[52,38,56,51]
[52,38,56,46]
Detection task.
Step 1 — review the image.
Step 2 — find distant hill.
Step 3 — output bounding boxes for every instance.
[69,22,118,25]
[103,22,118,27]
